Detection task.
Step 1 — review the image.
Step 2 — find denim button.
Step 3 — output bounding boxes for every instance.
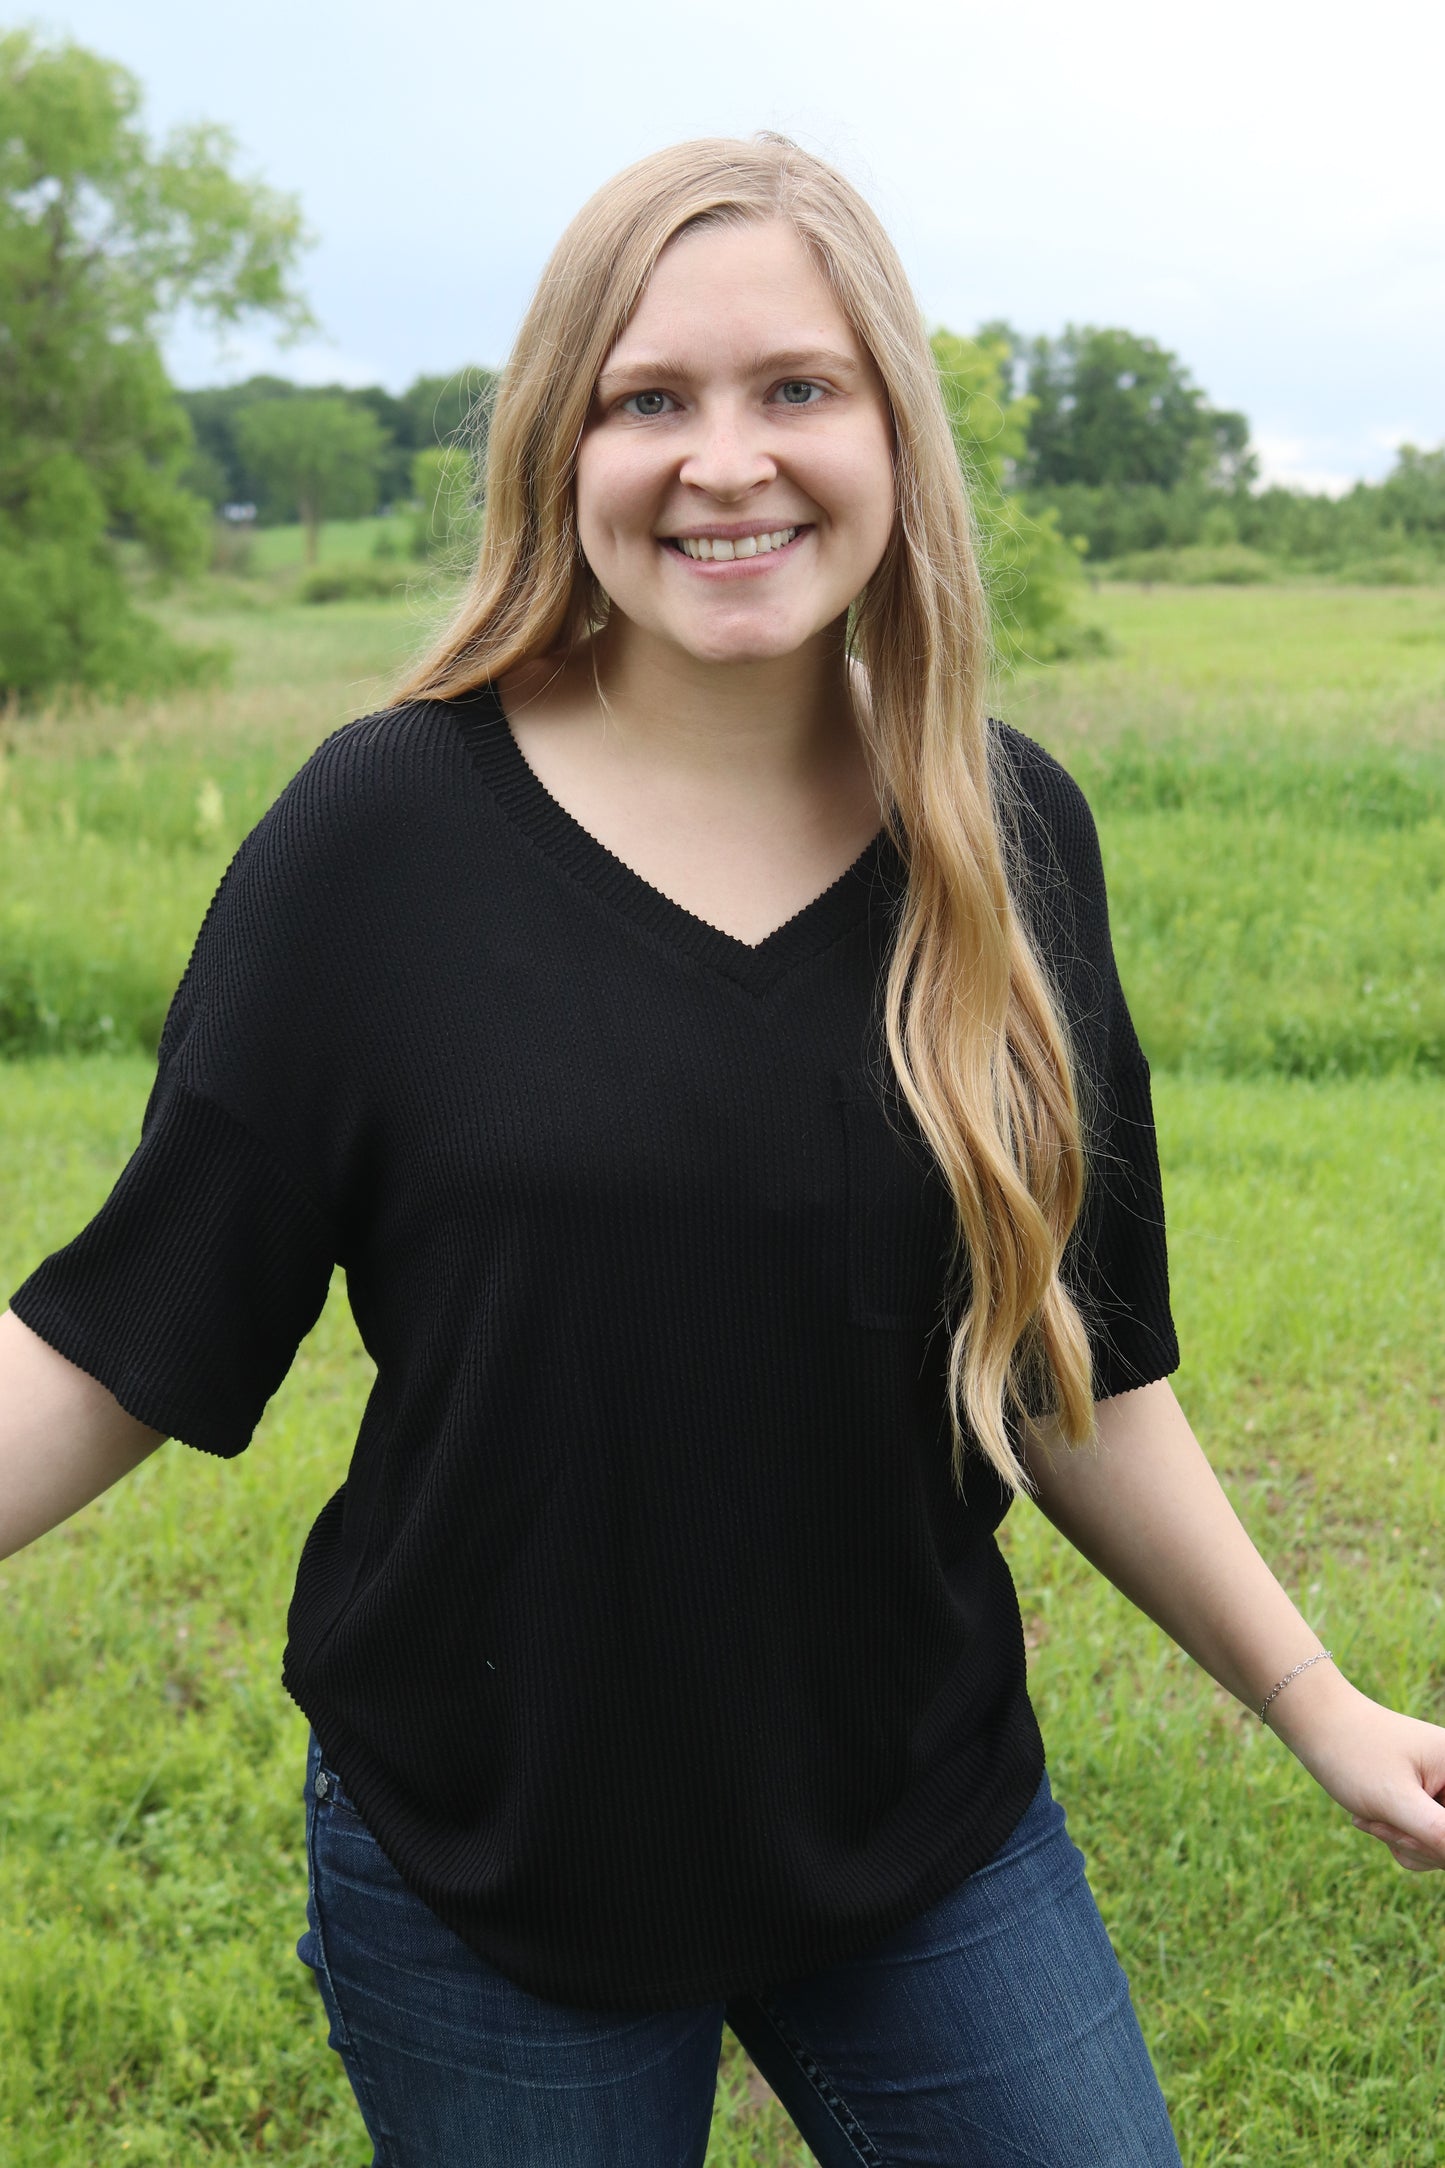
[314,1768,331,1800]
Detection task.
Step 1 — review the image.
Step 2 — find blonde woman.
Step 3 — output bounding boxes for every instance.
[4,135,1442,2167]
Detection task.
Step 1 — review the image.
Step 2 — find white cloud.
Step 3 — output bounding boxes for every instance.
[166,322,389,391]
[1366,423,1432,454]
[1251,435,1360,499]
[47,0,1445,478]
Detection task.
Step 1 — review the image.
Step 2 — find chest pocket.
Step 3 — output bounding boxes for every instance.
[834,1068,962,1332]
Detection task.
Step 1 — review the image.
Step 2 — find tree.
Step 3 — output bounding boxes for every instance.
[355,371,497,508]
[409,445,481,561]
[1378,444,1445,539]
[930,327,1087,663]
[1020,326,1254,493]
[175,374,307,506]
[0,29,311,701]
[233,397,386,560]
[346,383,411,502]
[399,370,498,473]
[177,368,499,514]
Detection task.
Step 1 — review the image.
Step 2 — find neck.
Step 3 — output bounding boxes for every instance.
[583,618,861,787]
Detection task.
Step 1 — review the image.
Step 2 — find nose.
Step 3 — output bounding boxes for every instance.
[676,399,777,502]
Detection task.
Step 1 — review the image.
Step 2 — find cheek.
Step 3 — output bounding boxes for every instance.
[862,461,898,554]
[818,435,895,563]
[574,441,659,555]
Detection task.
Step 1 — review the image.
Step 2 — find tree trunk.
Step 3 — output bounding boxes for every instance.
[301,495,319,565]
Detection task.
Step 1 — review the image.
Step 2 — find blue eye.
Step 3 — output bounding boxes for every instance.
[620,390,673,418]
[777,380,824,405]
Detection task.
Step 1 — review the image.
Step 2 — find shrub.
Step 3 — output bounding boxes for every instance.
[1107,545,1277,586]
[209,522,255,576]
[930,328,1096,665]
[1332,553,1441,587]
[298,563,408,604]
[410,447,480,563]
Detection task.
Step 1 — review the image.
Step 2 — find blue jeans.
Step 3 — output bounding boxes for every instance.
[297,1730,1181,2166]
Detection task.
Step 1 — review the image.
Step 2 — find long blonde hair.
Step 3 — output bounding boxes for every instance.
[395,133,1096,1494]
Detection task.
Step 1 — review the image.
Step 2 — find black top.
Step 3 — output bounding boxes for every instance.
[10,685,1177,2011]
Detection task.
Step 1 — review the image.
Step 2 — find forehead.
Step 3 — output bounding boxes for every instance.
[603,218,863,368]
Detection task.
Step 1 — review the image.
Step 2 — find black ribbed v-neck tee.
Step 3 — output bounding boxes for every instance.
[11,686,1177,2011]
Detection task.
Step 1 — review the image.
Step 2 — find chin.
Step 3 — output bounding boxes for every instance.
[669,616,816,667]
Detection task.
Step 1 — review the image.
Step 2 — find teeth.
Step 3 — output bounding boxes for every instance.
[674,527,798,562]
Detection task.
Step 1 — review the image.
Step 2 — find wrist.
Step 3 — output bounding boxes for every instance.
[1258,1647,1335,1724]
[1259,1654,1364,1758]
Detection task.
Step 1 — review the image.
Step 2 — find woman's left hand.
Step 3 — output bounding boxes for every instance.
[1268,1671,1445,1873]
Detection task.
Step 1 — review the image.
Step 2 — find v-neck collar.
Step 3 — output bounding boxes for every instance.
[445,682,904,996]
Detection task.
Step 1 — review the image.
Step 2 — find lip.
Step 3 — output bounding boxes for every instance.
[659,519,812,543]
[660,525,812,578]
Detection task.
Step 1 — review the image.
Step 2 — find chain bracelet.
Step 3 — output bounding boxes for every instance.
[1259,1649,1333,1724]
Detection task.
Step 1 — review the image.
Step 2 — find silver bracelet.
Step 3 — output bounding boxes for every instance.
[1259,1649,1333,1723]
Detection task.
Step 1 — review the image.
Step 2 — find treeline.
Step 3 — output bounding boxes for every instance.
[5,26,1439,707]
[182,328,1445,586]
[178,371,495,515]
[983,323,1444,579]
[1034,446,1445,579]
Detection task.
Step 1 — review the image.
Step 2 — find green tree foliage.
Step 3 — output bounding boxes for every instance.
[232,397,386,561]
[346,384,413,502]
[176,374,305,507]
[1377,444,1445,539]
[1021,325,1255,492]
[954,320,1444,581]
[991,321,1445,575]
[398,369,497,480]
[0,29,310,701]
[409,446,481,561]
[930,327,1088,662]
[1026,478,1232,562]
[1046,441,1445,576]
[177,367,498,515]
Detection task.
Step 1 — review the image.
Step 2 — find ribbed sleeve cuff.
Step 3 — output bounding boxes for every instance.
[8,1079,336,1459]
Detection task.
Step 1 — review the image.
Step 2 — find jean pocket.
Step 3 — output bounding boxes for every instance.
[835,1068,960,1332]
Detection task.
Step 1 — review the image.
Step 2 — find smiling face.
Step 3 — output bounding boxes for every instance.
[575,218,897,669]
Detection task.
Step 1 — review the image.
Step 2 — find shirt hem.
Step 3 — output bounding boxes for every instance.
[281,1661,1048,2014]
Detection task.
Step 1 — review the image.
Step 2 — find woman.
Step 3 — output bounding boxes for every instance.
[3,134,1441,2167]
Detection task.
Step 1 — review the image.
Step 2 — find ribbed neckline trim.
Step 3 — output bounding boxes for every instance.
[444,681,903,996]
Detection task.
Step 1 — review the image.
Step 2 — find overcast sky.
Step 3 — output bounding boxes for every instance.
[38,0,1445,490]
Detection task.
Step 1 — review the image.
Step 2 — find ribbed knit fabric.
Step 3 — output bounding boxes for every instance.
[10,685,1177,2012]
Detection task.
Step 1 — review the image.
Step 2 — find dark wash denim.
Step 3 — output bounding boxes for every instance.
[298,1729,1181,2166]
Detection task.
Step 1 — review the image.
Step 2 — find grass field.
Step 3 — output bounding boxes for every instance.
[5,578,1442,1072]
[2,566,1443,2162]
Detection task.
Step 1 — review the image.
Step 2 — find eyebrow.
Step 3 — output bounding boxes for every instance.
[595,347,862,396]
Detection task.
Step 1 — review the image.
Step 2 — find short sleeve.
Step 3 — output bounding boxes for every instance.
[993,723,1180,1402]
[3,724,385,1458]
[8,1064,336,1458]
[1065,1035,1178,1402]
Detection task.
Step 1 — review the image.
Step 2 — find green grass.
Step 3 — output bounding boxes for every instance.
[235,515,415,573]
[1010,1073,1445,2167]
[1007,583,1445,1075]
[0,591,440,1056]
[1010,580,1445,758]
[2,1061,1440,2163]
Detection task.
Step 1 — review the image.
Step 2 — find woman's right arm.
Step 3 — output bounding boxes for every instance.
[0,1308,166,1562]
